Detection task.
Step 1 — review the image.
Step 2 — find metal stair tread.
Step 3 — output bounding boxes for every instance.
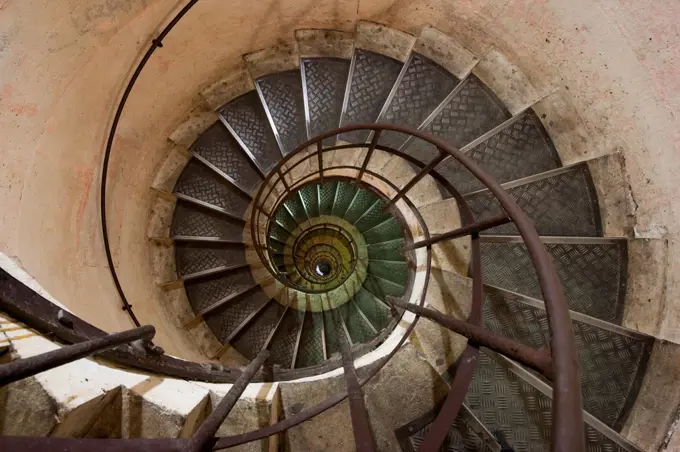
[479,236,627,323]
[217,90,282,174]
[464,163,602,237]
[256,69,307,155]
[377,52,460,149]
[482,288,653,430]
[302,57,351,144]
[340,49,405,143]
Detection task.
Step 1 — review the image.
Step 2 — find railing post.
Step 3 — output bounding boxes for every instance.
[186,349,269,452]
[0,325,155,386]
[317,141,324,184]
[356,130,382,182]
[336,312,376,452]
[385,149,446,208]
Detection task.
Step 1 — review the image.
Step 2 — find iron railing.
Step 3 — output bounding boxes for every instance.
[0,0,584,449]
[1,123,585,451]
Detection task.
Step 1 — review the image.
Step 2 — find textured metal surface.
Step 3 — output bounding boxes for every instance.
[304,58,351,141]
[174,160,250,217]
[354,199,391,233]
[363,218,402,244]
[483,292,653,428]
[344,189,379,224]
[405,412,494,452]
[274,206,298,234]
[283,194,308,223]
[340,50,404,143]
[171,203,244,241]
[184,267,254,314]
[190,123,262,193]
[218,91,281,173]
[354,287,391,331]
[367,260,408,286]
[378,53,459,149]
[318,181,337,216]
[269,222,291,244]
[465,165,601,236]
[364,274,405,299]
[481,240,626,323]
[405,75,510,165]
[295,311,326,367]
[299,185,319,218]
[436,111,560,195]
[257,70,307,154]
[232,302,287,360]
[268,309,305,368]
[175,243,246,277]
[204,289,268,344]
[465,351,553,452]
[332,181,358,217]
[345,300,377,344]
[467,351,638,452]
[322,308,343,358]
[367,239,405,261]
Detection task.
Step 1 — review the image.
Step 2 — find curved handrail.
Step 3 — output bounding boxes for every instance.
[249,123,584,452]
[100,0,201,326]
[90,0,584,447]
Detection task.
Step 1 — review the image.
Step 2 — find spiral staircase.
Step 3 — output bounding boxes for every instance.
[0,14,674,452]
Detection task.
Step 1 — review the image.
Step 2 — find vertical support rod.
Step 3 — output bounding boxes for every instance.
[356,130,382,182]
[186,349,269,452]
[317,141,324,184]
[0,325,156,386]
[336,312,376,452]
[385,150,445,208]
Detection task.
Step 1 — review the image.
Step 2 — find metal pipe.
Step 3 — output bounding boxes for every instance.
[404,213,511,250]
[385,150,446,208]
[0,325,155,386]
[186,349,269,452]
[337,313,376,452]
[356,130,382,182]
[386,297,554,379]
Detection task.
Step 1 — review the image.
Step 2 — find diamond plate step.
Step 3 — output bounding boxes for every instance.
[354,287,392,331]
[434,110,561,196]
[175,242,247,278]
[377,52,460,149]
[343,188,380,225]
[268,309,305,368]
[171,203,244,242]
[232,301,287,360]
[363,217,403,245]
[465,350,643,452]
[218,91,282,174]
[367,260,409,287]
[302,58,351,143]
[480,236,626,323]
[173,160,251,219]
[482,287,653,429]
[403,74,511,165]
[464,164,602,237]
[397,404,500,452]
[256,70,307,155]
[295,311,326,368]
[331,181,359,217]
[189,122,263,194]
[340,49,405,143]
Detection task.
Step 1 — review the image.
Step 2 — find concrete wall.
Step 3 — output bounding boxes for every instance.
[1,0,679,360]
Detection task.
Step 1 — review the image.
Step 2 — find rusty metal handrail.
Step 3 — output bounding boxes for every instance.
[249,123,584,452]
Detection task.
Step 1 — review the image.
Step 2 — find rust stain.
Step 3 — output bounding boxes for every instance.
[7,103,39,117]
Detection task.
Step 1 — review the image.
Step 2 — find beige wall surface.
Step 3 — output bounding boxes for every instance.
[1,0,679,357]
